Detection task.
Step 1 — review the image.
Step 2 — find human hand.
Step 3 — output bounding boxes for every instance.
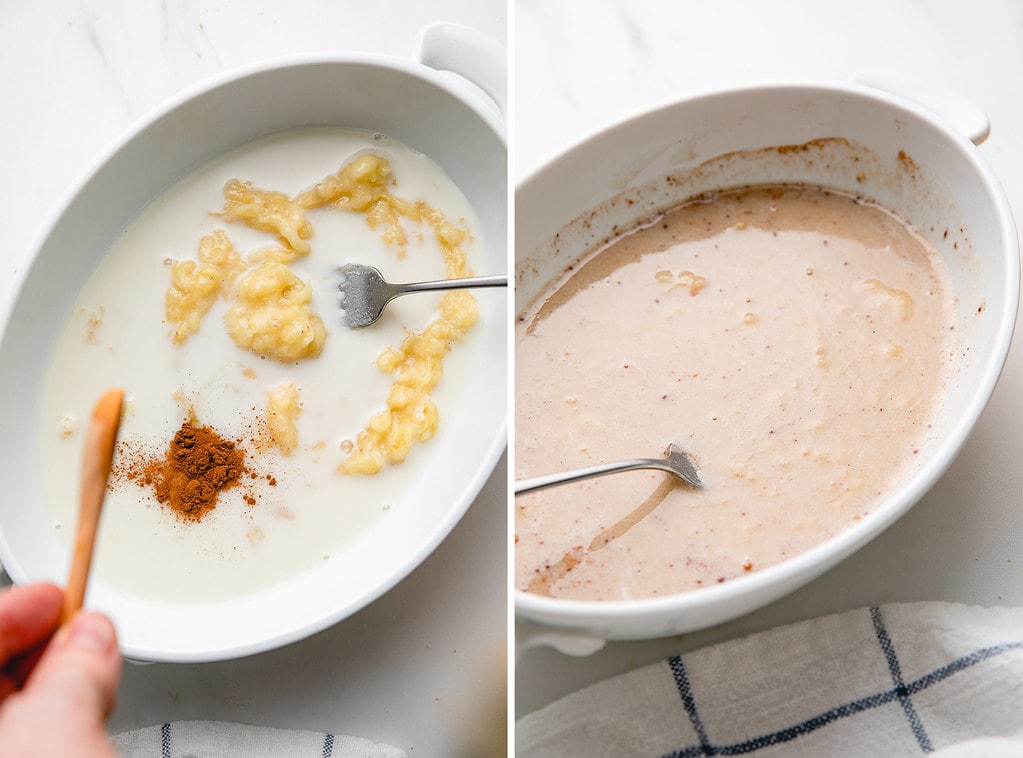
[0,582,121,757]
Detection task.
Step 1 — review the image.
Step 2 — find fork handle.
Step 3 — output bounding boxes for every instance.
[515,459,679,495]
[398,274,507,294]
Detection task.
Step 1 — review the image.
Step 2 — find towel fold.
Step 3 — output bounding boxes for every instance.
[113,720,406,758]
[517,602,1023,756]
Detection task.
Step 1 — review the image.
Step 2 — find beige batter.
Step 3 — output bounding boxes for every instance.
[515,185,956,601]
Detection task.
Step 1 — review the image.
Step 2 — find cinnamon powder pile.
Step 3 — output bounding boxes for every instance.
[115,420,251,521]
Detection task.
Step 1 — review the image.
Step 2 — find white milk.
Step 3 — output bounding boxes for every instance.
[40,127,484,603]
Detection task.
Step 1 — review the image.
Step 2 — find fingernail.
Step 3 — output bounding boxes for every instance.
[67,613,115,655]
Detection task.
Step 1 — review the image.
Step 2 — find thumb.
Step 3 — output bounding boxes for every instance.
[0,611,122,756]
[28,611,122,719]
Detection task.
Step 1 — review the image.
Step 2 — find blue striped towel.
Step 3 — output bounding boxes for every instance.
[113,721,406,757]
[517,602,1023,756]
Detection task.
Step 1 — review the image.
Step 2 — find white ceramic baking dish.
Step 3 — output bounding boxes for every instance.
[515,78,1018,653]
[0,23,507,663]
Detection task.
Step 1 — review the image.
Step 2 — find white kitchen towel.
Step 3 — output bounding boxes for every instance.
[113,720,406,757]
[517,602,1023,756]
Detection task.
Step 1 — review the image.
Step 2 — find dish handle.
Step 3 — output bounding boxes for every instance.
[415,22,507,131]
[853,71,990,145]
[515,618,607,658]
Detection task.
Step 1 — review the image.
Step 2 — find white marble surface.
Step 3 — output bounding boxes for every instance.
[0,2,507,755]
[515,0,1023,723]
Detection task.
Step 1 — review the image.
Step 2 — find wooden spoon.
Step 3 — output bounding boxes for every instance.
[59,388,124,625]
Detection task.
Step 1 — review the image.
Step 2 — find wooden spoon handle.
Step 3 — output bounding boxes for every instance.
[60,389,124,625]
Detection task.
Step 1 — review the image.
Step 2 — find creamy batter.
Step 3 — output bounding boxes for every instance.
[39,127,483,603]
[516,185,956,601]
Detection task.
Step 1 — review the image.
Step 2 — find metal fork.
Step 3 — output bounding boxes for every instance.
[515,443,703,495]
[338,263,507,327]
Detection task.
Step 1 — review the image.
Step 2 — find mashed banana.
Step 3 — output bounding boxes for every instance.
[265,383,301,454]
[308,154,479,475]
[164,151,478,475]
[342,290,478,474]
[296,153,392,211]
[297,152,413,253]
[219,179,313,254]
[224,258,327,362]
[166,231,244,343]
[167,185,324,360]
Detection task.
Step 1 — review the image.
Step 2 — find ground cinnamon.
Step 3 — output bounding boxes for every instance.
[116,420,251,521]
